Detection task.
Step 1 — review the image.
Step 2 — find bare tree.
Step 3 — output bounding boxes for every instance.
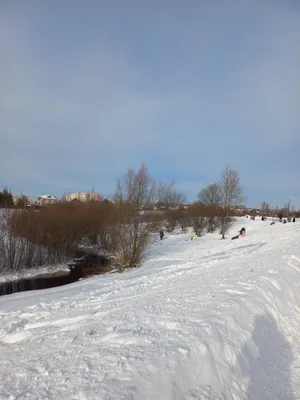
[206,205,221,233]
[113,164,157,267]
[219,165,245,211]
[197,183,221,234]
[197,183,221,207]
[156,181,186,233]
[196,184,221,233]
[157,181,186,208]
[0,209,48,272]
[164,209,186,233]
[187,204,208,236]
[164,211,178,233]
[178,210,189,232]
[261,201,270,215]
[192,217,207,236]
[219,215,233,236]
[115,164,156,208]
[218,165,245,235]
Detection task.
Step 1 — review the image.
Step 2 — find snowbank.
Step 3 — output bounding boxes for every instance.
[0,218,300,399]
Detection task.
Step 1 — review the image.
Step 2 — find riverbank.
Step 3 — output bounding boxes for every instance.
[0,264,70,284]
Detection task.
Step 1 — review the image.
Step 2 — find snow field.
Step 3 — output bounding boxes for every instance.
[0,218,300,399]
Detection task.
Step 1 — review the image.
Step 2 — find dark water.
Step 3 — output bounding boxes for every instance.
[0,269,86,297]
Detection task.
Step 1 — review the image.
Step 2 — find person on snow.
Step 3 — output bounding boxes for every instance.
[190,233,195,240]
[239,227,246,237]
[159,230,164,240]
[293,217,296,223]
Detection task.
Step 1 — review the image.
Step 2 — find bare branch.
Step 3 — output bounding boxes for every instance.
[157,181,186,208]
[197,183,221,207]
[261,201,270,214]
[219,165,246,210]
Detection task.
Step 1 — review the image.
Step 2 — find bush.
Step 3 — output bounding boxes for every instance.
[0,209,49,272]
[0,201,120,272]
[191,217,207,237]
[113,165,159,267]
[164,210,180,232]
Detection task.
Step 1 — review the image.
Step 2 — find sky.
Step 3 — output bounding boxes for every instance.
[0,0,299,208]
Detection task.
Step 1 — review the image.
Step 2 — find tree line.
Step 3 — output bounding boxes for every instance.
[0,188,29,209]
[0,164,247,273]
[1,163,298,273]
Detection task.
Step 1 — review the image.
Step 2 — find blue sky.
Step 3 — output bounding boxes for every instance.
[1,0,299,208]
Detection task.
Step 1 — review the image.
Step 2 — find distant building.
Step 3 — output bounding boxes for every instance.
[37,194,58,205]
[64,192,101,202]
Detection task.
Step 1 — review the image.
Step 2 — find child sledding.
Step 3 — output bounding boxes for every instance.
[231,227,246,240]
[239,227,246,237]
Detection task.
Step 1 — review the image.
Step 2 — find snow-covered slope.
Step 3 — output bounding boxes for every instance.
[1,218,300,400]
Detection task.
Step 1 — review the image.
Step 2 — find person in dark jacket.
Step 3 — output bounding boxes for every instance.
[159,230,164,240]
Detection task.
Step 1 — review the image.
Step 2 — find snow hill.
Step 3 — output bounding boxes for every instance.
[1,217,300,400]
